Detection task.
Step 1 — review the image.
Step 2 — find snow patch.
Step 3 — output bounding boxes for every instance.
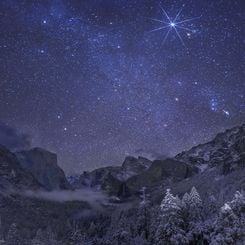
[198,164,208,172]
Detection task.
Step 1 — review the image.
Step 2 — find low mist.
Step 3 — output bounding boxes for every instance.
[18,189,108,209]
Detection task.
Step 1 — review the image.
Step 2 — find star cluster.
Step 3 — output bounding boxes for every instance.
[0,0,244,174]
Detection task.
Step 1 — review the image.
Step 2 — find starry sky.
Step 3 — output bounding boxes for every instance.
[0,0,244,174]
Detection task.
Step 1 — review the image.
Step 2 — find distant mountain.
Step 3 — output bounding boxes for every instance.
[74,156,152,196]
[68,124,245,201]
[16,147,70,190]
[0,145,70,191]
[126,158,198,191]
[133,148,168,161]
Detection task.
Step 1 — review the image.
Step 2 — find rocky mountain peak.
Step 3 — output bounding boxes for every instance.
[121,156,152,173]
[175,124,245,173]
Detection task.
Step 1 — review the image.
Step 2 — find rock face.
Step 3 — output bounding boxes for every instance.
[77,157,198,195]
[126,159,198,191]
[120,156,152,180]
[76,156,152,195]
[175,124,245,174]
[16,148,70,190]
[0,145,41,189]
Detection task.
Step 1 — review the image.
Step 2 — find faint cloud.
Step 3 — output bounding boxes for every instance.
[0,122,31,151]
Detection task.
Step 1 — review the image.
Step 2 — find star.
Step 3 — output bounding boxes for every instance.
[222,110,230,117]
[148,5,201,46]
[210,99,218,112]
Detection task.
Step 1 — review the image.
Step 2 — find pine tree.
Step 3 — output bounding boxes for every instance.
[206,194,218,216]
[34,228,61,245]
[46,226,60,245]
[155,189,188,245]
[190,187,202,210]
[31,229,46,245]
[88,222,96,238]
[113,211,132,245]
[182,192,191,206]
[181,192,191,231]
[132,233,149,245]
[182,187,204,244]
[148,205,161,244]
[230,191,245,215]
[135,187,151,239]
[68,223,84,245]
[0,217,5,244]
[6,223,22,245]
[139,187,150,208]
[210,191,245,245]
[31,226,60,245]
[103,210,133,245]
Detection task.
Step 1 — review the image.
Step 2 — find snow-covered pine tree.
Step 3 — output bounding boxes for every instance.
[184,187,205,244]
[155,189,188,245]
[190,186,202,211]
[210,191,245,245]
[230,191,245,215]
[189,187,203,229]
[210,203,239,244]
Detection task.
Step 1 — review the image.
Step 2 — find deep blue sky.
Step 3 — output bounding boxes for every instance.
[0,0,244,174]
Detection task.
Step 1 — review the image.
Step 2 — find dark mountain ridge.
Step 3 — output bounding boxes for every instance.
[72,124,245,199]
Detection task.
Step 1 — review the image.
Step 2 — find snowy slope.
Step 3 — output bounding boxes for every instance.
[175,124,245,173]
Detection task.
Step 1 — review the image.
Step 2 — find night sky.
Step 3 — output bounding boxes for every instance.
[0,0,244,174]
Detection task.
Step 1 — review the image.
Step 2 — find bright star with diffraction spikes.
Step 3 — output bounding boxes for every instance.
[148,5,201,46]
